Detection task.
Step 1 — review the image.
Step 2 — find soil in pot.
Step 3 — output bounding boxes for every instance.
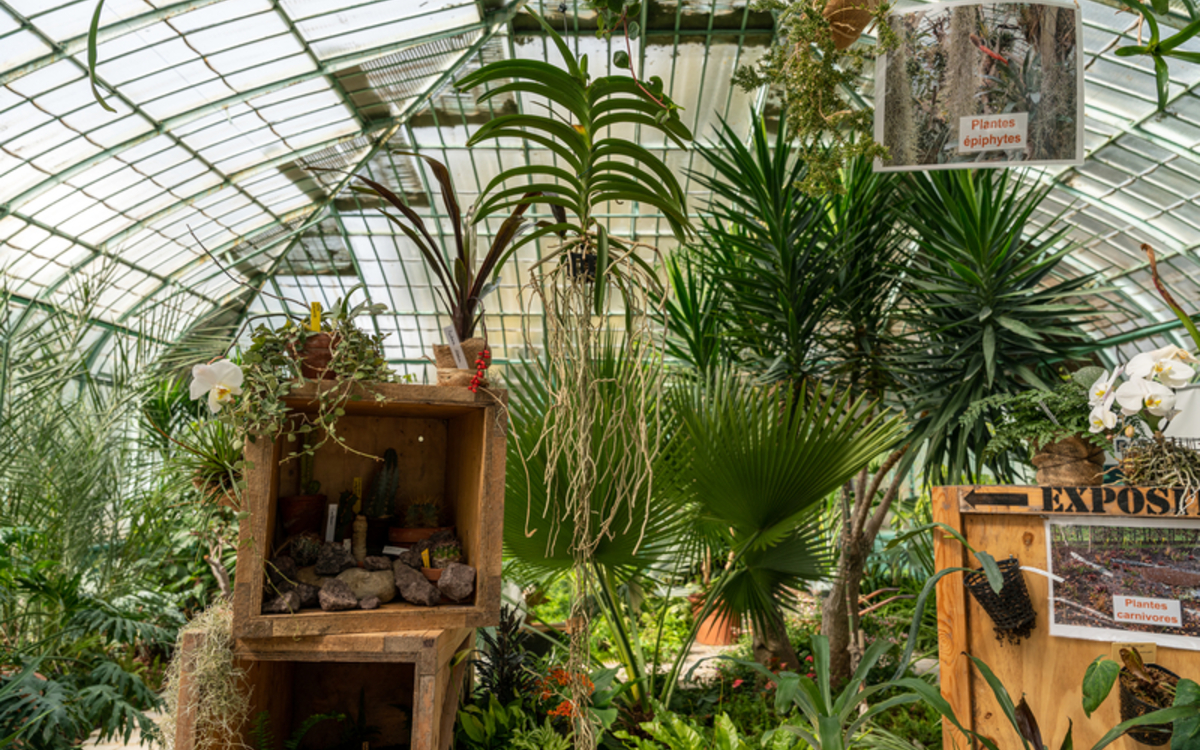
[963,556,1036,644]
[1031,435,1104,486]
[433,337,488,388]
[277,494,326,537]
[389,525,456,545]
[1119,663,1180,746]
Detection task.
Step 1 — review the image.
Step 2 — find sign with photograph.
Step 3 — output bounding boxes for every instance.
[1047,516,1200,650]
[874,0,1084,172]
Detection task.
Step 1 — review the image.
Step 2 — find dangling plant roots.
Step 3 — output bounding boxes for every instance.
[519,236,664,750]
[1120,434,1200,513]
[158,603,251,750]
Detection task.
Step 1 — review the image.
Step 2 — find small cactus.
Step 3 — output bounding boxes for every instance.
[335,489,357,539]
[299,451,320,494]
[430,541,463,568]
[365,448,399,519]
[290,532,322,567]
[405,498,441,529]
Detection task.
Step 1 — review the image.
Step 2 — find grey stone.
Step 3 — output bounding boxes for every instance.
[318,578,358,611]
[393,560,441,607]
[438,563,476,602]
[336,568,396,604]
[359,596,380,610]
[364,555,392,571]
[296,566,327,588]
[295,582,319,609]
[395,549,423,569]
[315,543,356,576]
[262,589,302,614]
[266,555,298,592]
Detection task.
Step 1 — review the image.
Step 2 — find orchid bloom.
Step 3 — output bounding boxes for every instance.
[190,359,244,414]
[1115,377,1177,417]
[1127,345,1197,387]
[1087,404,1116,433]
[1088,369,1119,407]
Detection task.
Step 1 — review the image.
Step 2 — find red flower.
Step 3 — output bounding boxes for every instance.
[806,672,816,679]
[805,655,813,663]
[732,679,744,689]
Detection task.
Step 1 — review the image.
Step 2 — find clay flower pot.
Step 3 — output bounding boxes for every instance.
[1031,435,1104,486]
[292,332,336,380]
[823,0,880,50]
[388,525,456,545]
[432,337,488,388]
[422,568,443,583]
[277,494,327,537]
[687,593,741,646]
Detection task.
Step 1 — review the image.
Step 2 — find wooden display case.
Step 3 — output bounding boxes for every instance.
[934,485,1200,750]
[232,383,506,640]
[173,628,472,750]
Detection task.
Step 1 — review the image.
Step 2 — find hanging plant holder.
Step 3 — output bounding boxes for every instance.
[1119,663,1180,746]
[963,556,1036,644]
[1031,436,1104,486]
[432,337,488,388]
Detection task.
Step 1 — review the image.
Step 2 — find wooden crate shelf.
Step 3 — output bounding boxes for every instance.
[174,628,472,750]
[232,383,506,641]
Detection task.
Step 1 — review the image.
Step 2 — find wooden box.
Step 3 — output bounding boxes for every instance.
[232,383,506,640]
[934,485,1200,750]
[174,628,472,750]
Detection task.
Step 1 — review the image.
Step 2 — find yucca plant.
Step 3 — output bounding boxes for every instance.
[898,169,1103,485]
[455,8,694,307]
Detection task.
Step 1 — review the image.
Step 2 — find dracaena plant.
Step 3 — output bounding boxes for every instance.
[454,8,695,303]
[338,156,537,344]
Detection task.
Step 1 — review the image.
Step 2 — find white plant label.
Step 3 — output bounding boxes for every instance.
[325,504,339,542]
[1113,596,1182,628]
[959,113,1029,154]
[382,545,407,556]
[443,325,469,370]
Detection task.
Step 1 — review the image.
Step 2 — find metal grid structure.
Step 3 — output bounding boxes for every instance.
[0,0,1199,377]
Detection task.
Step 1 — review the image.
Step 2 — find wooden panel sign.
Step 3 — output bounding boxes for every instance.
[933,485,1200,750]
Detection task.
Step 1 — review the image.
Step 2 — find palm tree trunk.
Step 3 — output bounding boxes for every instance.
[752,603,801,672]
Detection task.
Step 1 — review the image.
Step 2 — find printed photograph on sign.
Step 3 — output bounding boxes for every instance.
[873,0,1084,171]
[1047,516,1200,651]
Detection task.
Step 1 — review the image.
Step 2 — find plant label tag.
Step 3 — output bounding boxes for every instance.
[325,504,339,542]
[342,538,352,552]
[310,301,321,331]
[958,113,1028,154]
[1112,596,1182,628]
[1111,642,1157,663]
[421,549,431,568]
[443,325,469,370]
[382,545,407,556]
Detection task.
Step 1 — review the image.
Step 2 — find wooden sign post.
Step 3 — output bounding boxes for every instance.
[934,485,1200,749]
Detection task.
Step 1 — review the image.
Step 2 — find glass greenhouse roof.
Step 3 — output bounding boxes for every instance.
[1,0,1200,377]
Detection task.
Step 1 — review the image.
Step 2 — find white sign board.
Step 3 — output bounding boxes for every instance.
[874,0,1084,172]
[1112,595,1183,628]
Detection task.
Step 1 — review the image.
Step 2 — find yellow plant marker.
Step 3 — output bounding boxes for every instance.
[309,301,321,331]
[421,549,431,568]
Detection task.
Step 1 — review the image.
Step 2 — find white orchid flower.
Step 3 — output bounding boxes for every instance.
[1126,345,1198,381]
[190,359,244,414]
[1088,403,1117,433]
[1088,369,1119,407]
[1115,377,1177,417]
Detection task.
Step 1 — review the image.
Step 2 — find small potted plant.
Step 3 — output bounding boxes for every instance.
[277,450,325,538]
[165,417,244,510]
[421,539,464,583]
[362,448,400,551]
[1082,647,1197,746]
[962,368,1109,486]
[389,497,453,545]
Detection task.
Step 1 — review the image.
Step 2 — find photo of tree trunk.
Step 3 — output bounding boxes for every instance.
[874,0,1082,171]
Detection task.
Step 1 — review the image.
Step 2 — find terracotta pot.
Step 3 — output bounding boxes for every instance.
[422,568,443,582]
[292,332,336,380]
[689,593,741,646]
[365,517,391,550]
[191,474,238,509]
[388,525,456,545]
[277,494,327,537]
[823,0,879,50]
[432,337,488,388]
[1031,436,1104,486]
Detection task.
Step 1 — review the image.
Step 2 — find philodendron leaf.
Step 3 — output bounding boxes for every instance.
[1171,678,1200,750]
[1082,656,1120,717]
[975,551,1005,594]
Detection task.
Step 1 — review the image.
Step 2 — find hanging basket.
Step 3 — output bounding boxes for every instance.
[432,337,488,388]
[1119,663,1179,746]
[823,0,880,50]
[1031,436,1104,486]
[963,556,1036,644]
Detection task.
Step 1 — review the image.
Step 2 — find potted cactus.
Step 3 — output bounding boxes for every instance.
[362,448,400,552]
[277,451,325,537]
[389,497,454,545]
[418,539,464,583]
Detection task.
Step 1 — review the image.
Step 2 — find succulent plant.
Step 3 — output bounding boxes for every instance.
[335,489,357,540]
[405,498,441,529]
[289,532,323,567]
[299,450,320,495]
[365,448,399,519]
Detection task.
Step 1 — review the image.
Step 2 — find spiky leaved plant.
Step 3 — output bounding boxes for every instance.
[474,607,536,706]
[364,448,399,520]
